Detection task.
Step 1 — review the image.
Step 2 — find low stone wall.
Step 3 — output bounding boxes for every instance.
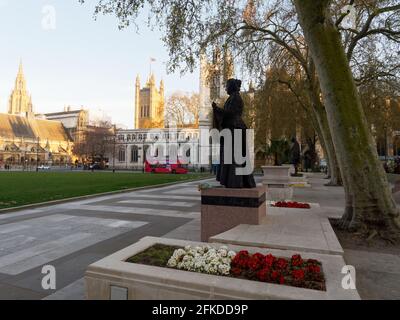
[85,237,359,300]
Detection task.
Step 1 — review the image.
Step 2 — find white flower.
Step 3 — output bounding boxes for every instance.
[167,257,177,268]
[167,245,236,276]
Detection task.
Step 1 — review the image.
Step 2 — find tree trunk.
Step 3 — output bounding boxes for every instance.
[309,89,342,186]
[294,0,400,239]
[307,100,341,185]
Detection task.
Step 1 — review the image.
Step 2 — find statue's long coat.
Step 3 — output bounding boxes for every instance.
[213,92,256,189]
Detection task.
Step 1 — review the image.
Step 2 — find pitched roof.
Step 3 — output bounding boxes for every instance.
[0,113,72,142]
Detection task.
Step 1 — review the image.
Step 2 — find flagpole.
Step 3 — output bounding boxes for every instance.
[150,57,156,76]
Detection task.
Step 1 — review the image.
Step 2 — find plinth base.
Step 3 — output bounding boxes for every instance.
[201,186,266,242]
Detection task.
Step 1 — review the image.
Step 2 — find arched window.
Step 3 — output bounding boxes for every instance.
[118,148,126,162]
[131,146,139,163]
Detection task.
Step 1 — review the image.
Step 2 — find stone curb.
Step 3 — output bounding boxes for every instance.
[0,176,213,215]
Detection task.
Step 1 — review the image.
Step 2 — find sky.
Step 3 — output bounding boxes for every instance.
[0,0,199,128]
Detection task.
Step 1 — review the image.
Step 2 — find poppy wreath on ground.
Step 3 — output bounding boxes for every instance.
[272,201,311,209]
[230,251,326,291]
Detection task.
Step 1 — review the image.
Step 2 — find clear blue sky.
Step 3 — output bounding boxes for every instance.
[0,0,199,128]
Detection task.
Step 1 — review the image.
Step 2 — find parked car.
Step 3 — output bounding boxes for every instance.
[89,163,103,170]
[38,165,50,170]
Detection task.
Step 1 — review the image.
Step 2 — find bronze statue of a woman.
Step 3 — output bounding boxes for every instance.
[212,79,256,189]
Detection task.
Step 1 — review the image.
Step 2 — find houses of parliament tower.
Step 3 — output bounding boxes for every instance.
[134,73,165,129]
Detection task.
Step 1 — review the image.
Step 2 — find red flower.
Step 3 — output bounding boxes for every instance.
[271,270,281,281]
[279,275,285,284]
[272,201,310,209]
[238,250,249,256]
[253,252,264,261]
[257,267,270,282]
[248,256,263,271]
[306,265,321,274]
[231,267,242,276]
[292,269,305,281]
[291,254,304,267]
[275,258,288,270]
[307,259,319,265]
[232,251,251,269]
[265,254,276,267]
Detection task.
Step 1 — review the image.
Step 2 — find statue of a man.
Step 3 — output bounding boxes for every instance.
[212,79,256,189]
[290,137,301,176]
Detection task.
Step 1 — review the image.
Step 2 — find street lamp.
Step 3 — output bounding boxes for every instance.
[36,137,39,172]
[112,134,116,173]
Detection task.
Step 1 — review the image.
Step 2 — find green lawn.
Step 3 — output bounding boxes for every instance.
[0,172,209,209]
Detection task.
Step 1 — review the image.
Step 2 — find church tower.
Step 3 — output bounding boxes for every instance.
[134,73,165,129]
[8,61,34,117]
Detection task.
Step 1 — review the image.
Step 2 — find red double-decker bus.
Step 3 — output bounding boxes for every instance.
[144,158,188,174]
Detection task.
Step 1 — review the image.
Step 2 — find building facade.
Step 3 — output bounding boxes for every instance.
[110,128,200,170]
[0,113,73,167]
[41,107,89,146]
[0,63,73,168]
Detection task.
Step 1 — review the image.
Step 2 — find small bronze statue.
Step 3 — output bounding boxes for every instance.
[212,79,256,189]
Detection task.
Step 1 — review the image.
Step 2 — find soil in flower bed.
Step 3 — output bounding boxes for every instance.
[126,244,180,267]
[272,201,311,209]
[126,244,326,292]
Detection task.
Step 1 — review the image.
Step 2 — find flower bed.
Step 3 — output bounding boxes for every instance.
[272,201,311,209]
[127,244,326,291]
[230,250,325,291]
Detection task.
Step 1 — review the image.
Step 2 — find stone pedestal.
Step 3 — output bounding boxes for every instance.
[261,166,293,201]
[201,187,266,242]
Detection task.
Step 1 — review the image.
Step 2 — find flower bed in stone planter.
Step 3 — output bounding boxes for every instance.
[126,244,326,291]
[272,201,311,209]
[85,237,360,300]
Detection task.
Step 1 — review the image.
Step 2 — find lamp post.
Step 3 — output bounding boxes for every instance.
[112,134,116,173]
[125,143,128,170]
[36,137,39,172]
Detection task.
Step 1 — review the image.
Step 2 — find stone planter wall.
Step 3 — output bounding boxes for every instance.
[85,237,359,300]
[261,166,293,201]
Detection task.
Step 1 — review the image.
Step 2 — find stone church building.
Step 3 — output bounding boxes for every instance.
[0,63,73,167]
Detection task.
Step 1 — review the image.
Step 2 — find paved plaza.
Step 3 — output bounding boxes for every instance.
[0,174,398,299]
[0,179,206,300]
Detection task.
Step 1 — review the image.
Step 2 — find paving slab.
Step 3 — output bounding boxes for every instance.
[43,278,86,300]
